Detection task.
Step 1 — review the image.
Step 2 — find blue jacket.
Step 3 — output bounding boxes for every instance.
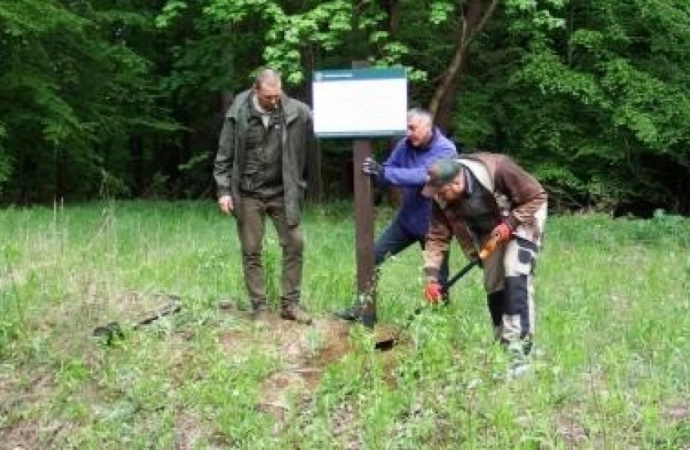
[377,128,458,237]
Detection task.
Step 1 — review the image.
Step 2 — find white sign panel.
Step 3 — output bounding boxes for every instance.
[312,68,407,138]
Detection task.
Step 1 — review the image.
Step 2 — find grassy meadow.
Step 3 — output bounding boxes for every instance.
[1,200,689,449]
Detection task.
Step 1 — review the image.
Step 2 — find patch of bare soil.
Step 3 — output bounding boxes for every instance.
[0,419,67,450]
[664,401,690,424]
[217,314,352,430]
[0,369,76,450]
[554,412,589,447]
[173,410,210,450]
[217,311,404,429]
[0,291,186,450]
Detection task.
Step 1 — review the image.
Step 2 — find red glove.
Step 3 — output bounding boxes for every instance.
[424,281,444,304]
[491,221,513,243]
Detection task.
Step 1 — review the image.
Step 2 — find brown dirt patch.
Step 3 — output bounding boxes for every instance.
[554,412,589,447]
[664,401,690,424]
[0,368,75,450]
[0,419,67,450]
[173,410,207,450]
[218,314,353,367]
[217,312,405,425]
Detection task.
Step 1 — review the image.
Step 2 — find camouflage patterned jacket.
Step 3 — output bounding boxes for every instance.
[423,152,547,280]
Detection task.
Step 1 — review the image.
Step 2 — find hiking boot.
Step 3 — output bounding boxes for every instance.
[334,304,361,321]
[507,361,532,379]
[358,303,377,328]
[280,305,313,325]
[501,340,533,379]
[249,304,271,321]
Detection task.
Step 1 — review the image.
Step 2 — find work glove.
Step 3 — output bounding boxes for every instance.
[424,281,444,304]
[490,221,514,244]
[362,157,383,177]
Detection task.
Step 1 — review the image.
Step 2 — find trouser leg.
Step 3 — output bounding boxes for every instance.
[503,202,546,356]
[335,220,416,321]
[487,290,506,341]
[439,249,450,289]
[374,219,450,286]
[266,196,304,308]
[374,220,417,266]
[237,196,268,310]
[502,238,538,355]
[482,243,506,340]
[482,238,536,356]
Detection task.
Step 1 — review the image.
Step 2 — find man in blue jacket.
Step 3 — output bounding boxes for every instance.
[336,108,458,323]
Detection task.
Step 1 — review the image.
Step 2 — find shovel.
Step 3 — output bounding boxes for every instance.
[374,235,501,350]
[93,295,182,345]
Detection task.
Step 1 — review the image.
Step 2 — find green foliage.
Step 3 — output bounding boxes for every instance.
[450,0,690,211]
[2,0,690,213]
[157,0,424,85]
[230,0,358,83]
[428,1,455,25]
[0,123,12,191]
[0,0,178,202]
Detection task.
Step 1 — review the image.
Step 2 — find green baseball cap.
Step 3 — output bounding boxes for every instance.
[421,158,462,197]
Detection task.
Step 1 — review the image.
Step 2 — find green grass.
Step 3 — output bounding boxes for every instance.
[1,200,689,449]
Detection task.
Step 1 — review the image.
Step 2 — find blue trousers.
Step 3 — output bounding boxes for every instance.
[375,219,449,286]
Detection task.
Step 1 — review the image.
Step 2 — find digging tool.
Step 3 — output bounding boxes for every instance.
[92,295,181,345]
[374,235,502,351]
[440,233,501,295]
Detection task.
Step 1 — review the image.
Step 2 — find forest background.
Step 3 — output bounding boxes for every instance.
[2,0,690,215]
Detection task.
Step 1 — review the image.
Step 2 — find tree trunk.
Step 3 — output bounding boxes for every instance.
[381,0,400,34]
[428,0,500,133]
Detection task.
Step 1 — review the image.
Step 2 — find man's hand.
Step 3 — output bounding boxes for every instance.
[362,157,383,177]
[490,221,513,243]
[218,195,234,215]
[424,281,444,304]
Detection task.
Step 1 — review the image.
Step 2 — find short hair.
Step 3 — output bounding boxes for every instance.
[407,108,433,126]
[254,67,282,90]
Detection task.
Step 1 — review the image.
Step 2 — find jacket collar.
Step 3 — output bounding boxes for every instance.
[227,89,299,124]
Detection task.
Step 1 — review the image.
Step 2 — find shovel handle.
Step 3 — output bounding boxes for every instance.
[442,235,502,292]
[478,234,502,260]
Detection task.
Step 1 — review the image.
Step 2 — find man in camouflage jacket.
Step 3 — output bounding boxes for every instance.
[421,152,547,373]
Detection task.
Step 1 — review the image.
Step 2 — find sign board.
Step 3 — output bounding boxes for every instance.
[312,68,407,138]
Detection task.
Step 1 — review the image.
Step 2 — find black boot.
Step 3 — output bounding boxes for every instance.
[334,303,362,321]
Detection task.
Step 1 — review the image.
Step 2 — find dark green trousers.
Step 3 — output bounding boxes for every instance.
[236,195,304,310]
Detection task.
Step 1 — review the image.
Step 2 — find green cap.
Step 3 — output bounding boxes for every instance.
[421,158,462,197]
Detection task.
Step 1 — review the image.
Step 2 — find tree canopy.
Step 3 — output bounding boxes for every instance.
[1,0,689,214]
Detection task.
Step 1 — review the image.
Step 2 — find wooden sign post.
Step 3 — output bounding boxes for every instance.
[312,66,407,328]
[352,138,376,327]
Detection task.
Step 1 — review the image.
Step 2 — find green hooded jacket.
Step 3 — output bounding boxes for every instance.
[214,89,314,226]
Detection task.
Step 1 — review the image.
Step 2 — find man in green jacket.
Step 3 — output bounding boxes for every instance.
[214,67,313,324]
